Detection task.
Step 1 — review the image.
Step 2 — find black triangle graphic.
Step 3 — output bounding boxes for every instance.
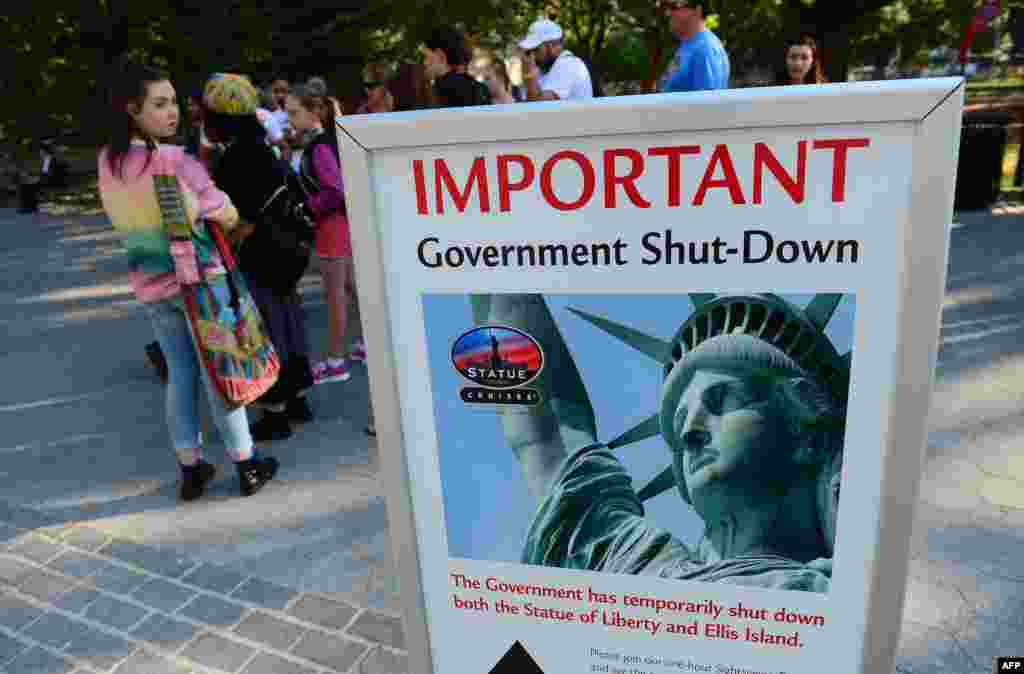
[489,640,545,674]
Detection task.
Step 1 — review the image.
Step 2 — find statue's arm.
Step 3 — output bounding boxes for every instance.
[470,294,598,502]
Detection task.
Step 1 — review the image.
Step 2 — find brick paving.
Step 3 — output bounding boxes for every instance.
[0,518,407,674]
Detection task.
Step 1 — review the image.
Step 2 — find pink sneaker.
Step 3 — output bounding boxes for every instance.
[314,359,351,384]
[349,340,366,362]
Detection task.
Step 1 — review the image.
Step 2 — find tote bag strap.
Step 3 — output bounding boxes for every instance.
[153,174,242,316]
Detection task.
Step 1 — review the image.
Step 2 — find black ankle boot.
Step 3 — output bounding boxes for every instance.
[236,455,279,497]
[180,460,216,502]
[286,396,313,423]
[250,409,292,442]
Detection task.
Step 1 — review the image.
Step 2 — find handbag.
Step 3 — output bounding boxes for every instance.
[155,174,280,408]
[234,167,315,295]
[261,178,316,255]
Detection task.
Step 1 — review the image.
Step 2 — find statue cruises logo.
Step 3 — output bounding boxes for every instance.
[452,325,543,406]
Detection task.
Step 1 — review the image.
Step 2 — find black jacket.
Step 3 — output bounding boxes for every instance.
[212,139,309,293]
[434,70,492,108]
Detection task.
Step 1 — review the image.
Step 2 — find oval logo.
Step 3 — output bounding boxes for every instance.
[451,326,544,389]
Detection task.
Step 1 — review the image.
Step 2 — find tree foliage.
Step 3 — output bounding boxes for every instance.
[0,0,1005,144]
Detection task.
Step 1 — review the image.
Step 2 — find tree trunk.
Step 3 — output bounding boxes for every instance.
[819,21,851,82]
[78,0,131,144]
[643,32,666,93]
[871,46,891,80]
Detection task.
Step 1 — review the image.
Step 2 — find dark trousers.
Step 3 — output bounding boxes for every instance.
[18,182,40,212]
[246,278,314,404]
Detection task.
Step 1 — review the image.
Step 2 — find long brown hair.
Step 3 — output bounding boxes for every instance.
[389,62,435,111]
[291,81,339,147]
[105,62,170,178]
[779,36,826,85]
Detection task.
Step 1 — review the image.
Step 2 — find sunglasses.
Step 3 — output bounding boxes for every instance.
[364,81,383,89]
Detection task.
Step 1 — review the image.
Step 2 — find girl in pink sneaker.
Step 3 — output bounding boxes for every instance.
[287,82,354,385]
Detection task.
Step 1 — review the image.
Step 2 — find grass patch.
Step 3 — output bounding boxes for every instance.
[42,176,103,216]
[967,77,1024,90]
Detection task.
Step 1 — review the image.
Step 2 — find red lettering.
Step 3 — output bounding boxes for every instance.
[413,159,429,214]
[648,145,700,207]
[540,150,596,211]
[693,144,746,206]
[496,154,535,212]
[603,148,651,208]
[753,141,807,204]
[812,138,870,202]
[434,157,491,214]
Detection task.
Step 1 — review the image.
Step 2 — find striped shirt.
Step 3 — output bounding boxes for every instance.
[98,143,239,303]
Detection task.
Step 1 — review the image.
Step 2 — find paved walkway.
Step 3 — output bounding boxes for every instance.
[0,207,403,674]
[897,204,1024,673]
[0,202,1022,673]
[0,514,403,674]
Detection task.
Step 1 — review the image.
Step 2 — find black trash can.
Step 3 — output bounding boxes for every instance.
[954,110,1010,211]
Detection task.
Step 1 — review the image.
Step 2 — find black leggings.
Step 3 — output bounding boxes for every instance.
[245,278,314,404]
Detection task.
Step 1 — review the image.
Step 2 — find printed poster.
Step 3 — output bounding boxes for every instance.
[347,94,959,674]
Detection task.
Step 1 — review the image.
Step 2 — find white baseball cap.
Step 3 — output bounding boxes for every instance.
[518,19,563,50]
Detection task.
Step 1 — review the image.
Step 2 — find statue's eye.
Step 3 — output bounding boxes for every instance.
[703,382,760,415]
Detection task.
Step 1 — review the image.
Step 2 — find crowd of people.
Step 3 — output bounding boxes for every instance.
[93,3,829,503]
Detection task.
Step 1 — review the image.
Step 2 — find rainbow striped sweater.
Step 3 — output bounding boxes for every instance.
[98,143,239,303]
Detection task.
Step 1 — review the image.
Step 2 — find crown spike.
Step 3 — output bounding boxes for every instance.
[567,307,671,363]
[689,294,717,310]
[637,465,677,502]
[805,294,843,333]
[607,414,661,450]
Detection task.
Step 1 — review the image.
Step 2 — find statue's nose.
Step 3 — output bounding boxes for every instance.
[682,429,711,450]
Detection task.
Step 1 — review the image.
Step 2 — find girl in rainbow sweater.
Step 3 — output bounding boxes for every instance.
[97,63,279,500]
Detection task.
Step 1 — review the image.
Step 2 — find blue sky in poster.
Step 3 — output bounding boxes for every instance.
[421,293,857,564]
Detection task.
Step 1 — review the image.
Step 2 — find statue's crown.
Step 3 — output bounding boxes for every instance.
[664,294,850,408]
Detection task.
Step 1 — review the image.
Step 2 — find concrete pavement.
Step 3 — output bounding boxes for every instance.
[0,201,1021,673]
[896,204,1024,673]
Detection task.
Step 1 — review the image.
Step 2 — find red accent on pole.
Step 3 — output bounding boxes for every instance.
[961,0,1002,66]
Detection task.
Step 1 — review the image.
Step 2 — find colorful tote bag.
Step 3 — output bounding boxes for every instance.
[155,174,280,407]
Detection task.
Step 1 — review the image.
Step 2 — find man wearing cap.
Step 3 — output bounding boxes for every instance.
[658,1,730,93]
[518,19,593,102]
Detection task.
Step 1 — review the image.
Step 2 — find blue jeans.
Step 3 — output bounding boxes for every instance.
[146,296,253,465]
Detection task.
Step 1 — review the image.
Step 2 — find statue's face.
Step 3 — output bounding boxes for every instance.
[670,370,792,516]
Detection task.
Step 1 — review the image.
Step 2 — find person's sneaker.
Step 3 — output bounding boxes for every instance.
[180,460,216,502]
[236,455,279,497]
[249,409,293,442]
[313,359,351,384]
[286,396,314,423]
[145,341,168,384]
[348,340,366,362]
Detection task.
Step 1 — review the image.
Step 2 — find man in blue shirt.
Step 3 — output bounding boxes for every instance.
[657,0,730,93]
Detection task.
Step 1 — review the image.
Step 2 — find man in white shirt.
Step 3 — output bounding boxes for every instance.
[266,78,292,162]
[518,19,593,101]
[256,104,287,158]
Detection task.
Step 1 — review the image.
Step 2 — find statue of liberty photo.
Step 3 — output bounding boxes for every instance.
[469,293,850,593]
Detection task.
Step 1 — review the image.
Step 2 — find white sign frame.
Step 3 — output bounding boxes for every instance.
[337,78,964,674]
